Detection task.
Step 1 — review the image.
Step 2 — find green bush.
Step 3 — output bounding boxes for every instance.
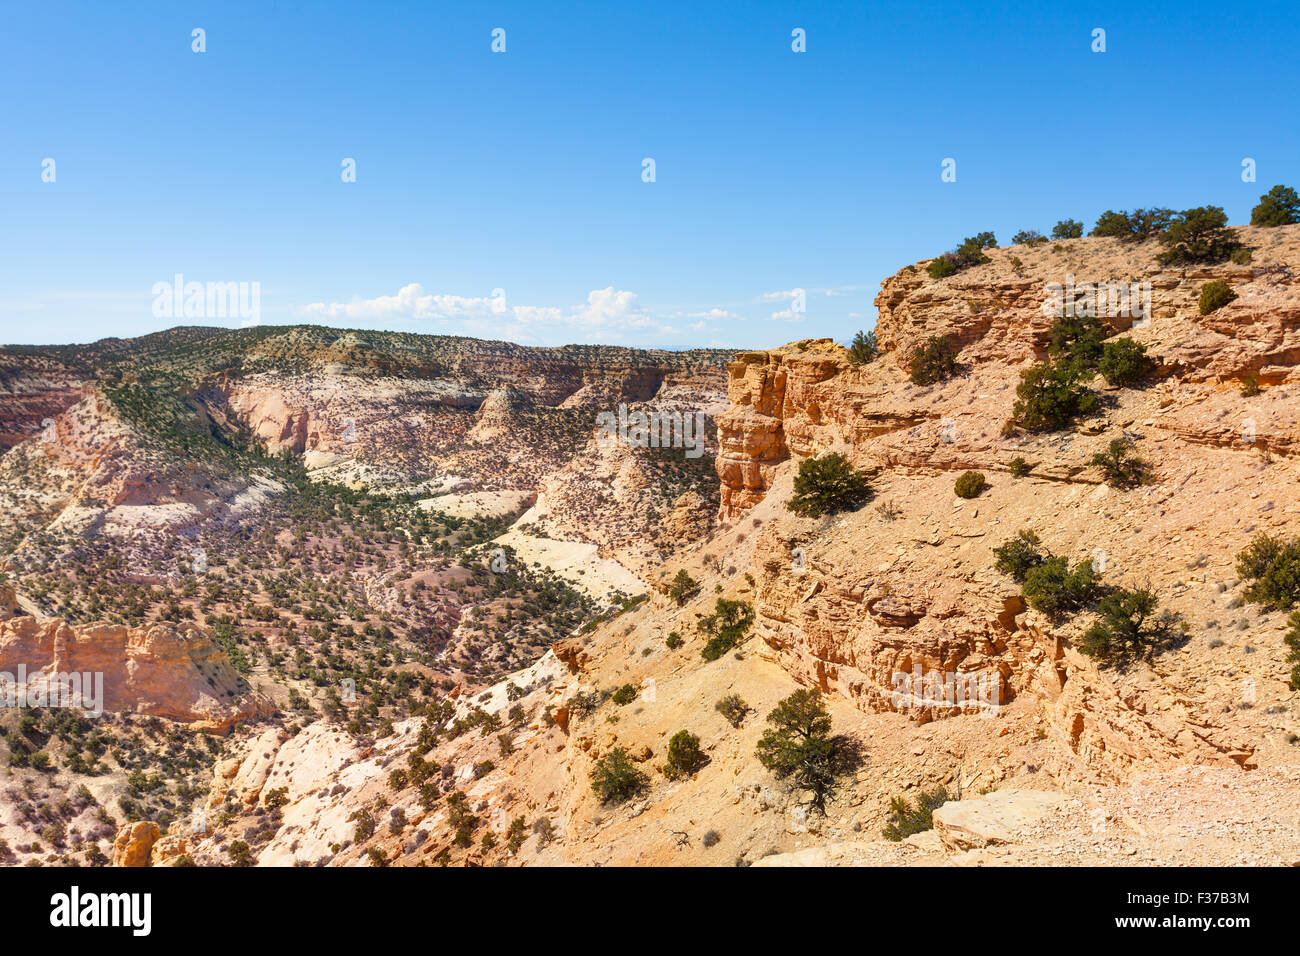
[788,452,873,517]
[993,530,1047,582]
[1239,373,1261,397]
[699,598,755,661]
[1047,312,1107,373]
[1010,362,1097,432]
[1008,456,1032,478]
[755,689,862,813]
[665,631,684,650]
[882,786,950,841]
[1198,280,1237,315]
[926,233,995,279]
[846,329,879,365]
[668,569,698,606]
[590,747,648,804]
[1052,219,1084,239]
[611,683,638,706]
[1090,208,1173,241]
[954,471,986,498]
[715,694,749,727]
[1157,206,1243,265]
[663,730,704,779]
[1090,439,1151,488]
[1235,534,1300,609]
[1283,612,1300,690]
[909,335,959,385]
[1077,588,1181,666]
[926,256,958,279]
[1012,229,1047,246]
[1099,338,1150,386]
[1250,185,1300,227]
[1022,556,1105,617]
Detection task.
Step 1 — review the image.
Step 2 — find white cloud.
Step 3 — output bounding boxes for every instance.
[298,284,676,338]
[767,309,804,322]
[686,307,745,321]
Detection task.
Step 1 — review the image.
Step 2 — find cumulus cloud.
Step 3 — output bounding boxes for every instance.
[299,284,675,339]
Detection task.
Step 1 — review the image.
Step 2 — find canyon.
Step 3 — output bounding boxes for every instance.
[2,225,1300,867]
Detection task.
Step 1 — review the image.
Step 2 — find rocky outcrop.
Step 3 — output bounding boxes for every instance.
[0,611,272,732]
[112,821,161,867]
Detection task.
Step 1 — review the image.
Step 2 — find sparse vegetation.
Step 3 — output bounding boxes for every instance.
[788,452,873,518]
[715,694,749,727]
[1098,338,1150,386]
[953,471,986,499]
[1250,185,1300,227]
[846,329,879,365]
[1077,587,1182,666]
[755,689,862,813]
[663,730,704,779]
[909,335,960,385]
[699,598,755,661]
[1198,280,1237,315]
[590,747,648,804]
[1236,534,1300,610]
[1090,439,1151,488]
[882,786,949,841]
[1157,206,1244,265]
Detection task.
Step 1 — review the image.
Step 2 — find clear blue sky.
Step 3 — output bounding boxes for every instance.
[1,0,1296,348]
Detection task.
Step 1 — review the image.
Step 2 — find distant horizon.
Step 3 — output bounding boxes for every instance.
[2,0,1297,349]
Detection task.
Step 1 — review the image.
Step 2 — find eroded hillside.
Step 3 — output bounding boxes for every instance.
[147,225,1300,867]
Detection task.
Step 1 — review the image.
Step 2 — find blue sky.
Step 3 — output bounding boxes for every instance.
[1,0,1296,349]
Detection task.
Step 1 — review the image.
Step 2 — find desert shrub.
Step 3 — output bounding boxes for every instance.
[1010,362,1097,432]
[1047,312,1107,373]
[926,233,995,278]
[882,786,950,841]
[663,730,704,779]
[954,471,986,499]
[702,830,721,848]
[1090,208,1173,241]
[1077,588,1181,666]
[1090,439,1151,488]
[665,631,684,650]
[926,256,958,279]
[226,841,253,867]
[993,530,1047,582]
[699,598,755,661]
[755,689,862,813]
[590,747,648,804]
[611,684,638,706]
[1008,456,1032,478]
[909,335,959,385]
[1012,230,1047,246]
[1198,280,1237,315]
[715,694,749,727]
[1022,556,1105,617]
[1099,338,1150,386]
[1231,247,1253,265]
[788,452,873,517]
[1235,534,1300,609]
[668,569,698,606]
[1239,373,1261,397]
[847,329,879,365]
[1284,612,1300,690]
[1051,219,1083,239]
[1157,206,1243,265]
[1250,185,1300,227]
